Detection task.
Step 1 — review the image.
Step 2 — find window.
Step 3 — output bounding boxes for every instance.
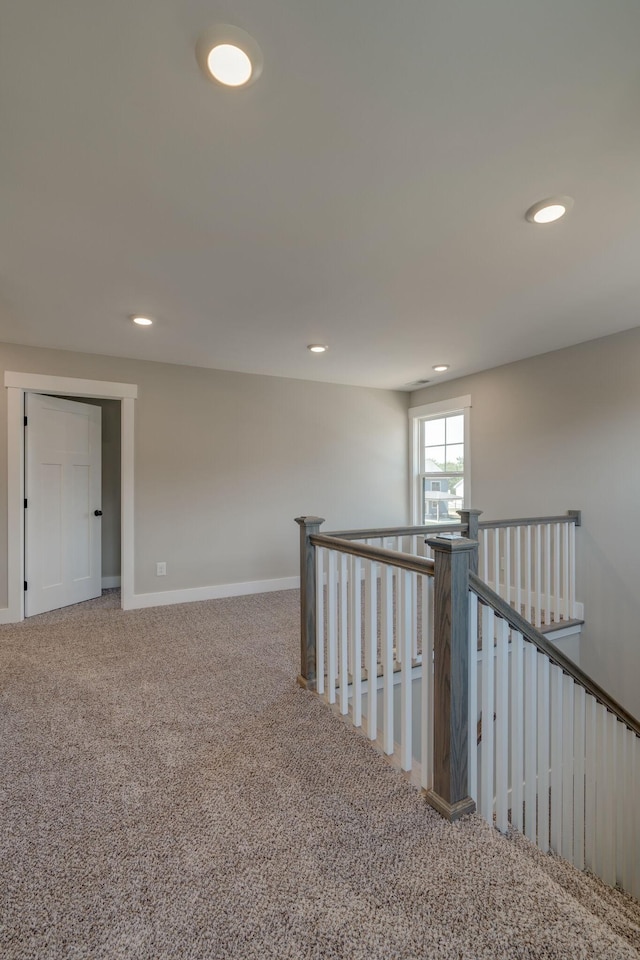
[409,395,471,525]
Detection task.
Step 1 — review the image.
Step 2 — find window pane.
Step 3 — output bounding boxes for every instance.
[424,446,445,471]
[445,443,464,471]
[446,414,464,444]
[422,480,464,523]
[423,417,445,446]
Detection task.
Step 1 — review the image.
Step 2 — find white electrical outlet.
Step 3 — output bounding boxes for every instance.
[156,561,167,576]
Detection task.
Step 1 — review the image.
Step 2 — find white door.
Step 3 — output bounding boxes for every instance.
[25,394,102,616]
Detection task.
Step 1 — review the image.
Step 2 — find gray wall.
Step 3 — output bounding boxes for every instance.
[411,326,640,718]
[0,341,409,600]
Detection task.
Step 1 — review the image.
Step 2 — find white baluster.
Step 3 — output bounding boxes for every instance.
[544,524,551,625]
[480,604,495,821]
[553,522,561,625]
[504,526,512,611]
[467,592,478,804]
[347,554,355,681]
[621,726,634,895]
[595,704,607,882]
[550,664,563,854]
[382,565,394,756]
[584,693,597,872]
[536,652,550,852]
[569,522,576,619]
[515,525,522,617]
[316,547,325,696]
[561,675,574,863]
[493,528,500,596]
[524,641,538,842]
[534,524,542,628]
[411,571,419,661]
[365,559,378,741]
[510,630,524,832]
[327,550,337,705]
[495,617,509,833]
[339,552,348,715]
[562,523,570,621]
[615,719,625,888]
[421,575,434,790]
[482,529,488,583]
[573,685,586,870]
[602,708,616,886]
[631,728,639,898]
[525,526,532,624]
[352,555,362,728]
[400,570,412,772]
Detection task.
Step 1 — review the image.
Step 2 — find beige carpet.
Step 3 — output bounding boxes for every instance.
[0,589,638,960]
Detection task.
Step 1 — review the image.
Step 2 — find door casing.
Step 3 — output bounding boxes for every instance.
[3,371,137,622]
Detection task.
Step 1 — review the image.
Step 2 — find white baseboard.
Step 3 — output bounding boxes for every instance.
[126,575,300,611]
[0,607,14,624]
[102,576,121,589]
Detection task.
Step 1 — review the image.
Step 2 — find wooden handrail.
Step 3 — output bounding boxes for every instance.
[325,510,581,540]
[469,572,640,737]
[310,533,435,577]
[324,523,466,540]
[478,510,581,530]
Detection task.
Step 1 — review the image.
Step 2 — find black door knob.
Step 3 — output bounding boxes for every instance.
[94,509,103,516]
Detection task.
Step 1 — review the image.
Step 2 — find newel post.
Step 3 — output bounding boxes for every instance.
[294,516,325,692]
[457,508,483,574]
[424,535,478,822]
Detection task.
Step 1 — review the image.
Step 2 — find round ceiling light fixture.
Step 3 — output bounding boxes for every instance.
[131,315,153,326]
[196,25,263,88]
[307,344,328,354]
[432,364,449,373]
[525,196,574,224]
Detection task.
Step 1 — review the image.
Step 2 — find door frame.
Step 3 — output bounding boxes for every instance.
[4,371,138,622]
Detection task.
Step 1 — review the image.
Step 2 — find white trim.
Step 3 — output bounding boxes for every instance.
[129,575,299,610]
[4,371,137,399]
[408,394,471,420]
[543,623,583,643]
[409,394,472,524]
[102,576,121,589]
[5,372,136,622]
[120,398,135,610]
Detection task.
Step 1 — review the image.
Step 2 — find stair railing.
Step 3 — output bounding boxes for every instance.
[326,509,582,631]
[469,571,640,898]
[295,513,640,899]
[476,511,581,629]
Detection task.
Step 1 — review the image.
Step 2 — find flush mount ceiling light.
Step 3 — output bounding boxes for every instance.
[196,25,263,88]
[525,196,574,224]
[432,364,449,373]
[307,344,328,354]
[131,315,153,326]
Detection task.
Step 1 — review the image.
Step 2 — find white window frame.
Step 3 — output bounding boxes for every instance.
[408,395,471,525]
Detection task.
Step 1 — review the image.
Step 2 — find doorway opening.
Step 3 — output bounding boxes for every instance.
[4,371,137,622]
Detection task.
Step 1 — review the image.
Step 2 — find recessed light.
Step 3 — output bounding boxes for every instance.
[196,26,263,88]
[525,196,574,224]
[432,364,449,373]
[131,315,153,326]
[307,344,328,354]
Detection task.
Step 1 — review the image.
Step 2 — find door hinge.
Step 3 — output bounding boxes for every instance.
[24,581,27,591]
[24,499,27,509]
[24,416,28,426]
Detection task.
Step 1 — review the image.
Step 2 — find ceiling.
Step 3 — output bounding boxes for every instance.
[2,0,640,390]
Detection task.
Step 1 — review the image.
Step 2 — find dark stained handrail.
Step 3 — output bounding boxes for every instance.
[310,533,435,578]
[469,572,640,737]
[478,511,581,530]
[324,523,465,540]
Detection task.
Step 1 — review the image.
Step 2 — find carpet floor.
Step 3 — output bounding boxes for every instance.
[0,589,638,959]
